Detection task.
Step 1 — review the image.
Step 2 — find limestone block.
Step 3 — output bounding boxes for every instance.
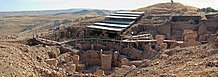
[73,55,79,66]
[113,51,119,62]
[169,42,177,48]
[160,54,169,60]
[159,74,177,77]
[101,54,112,70]
[156,35,165,39]
[160,43,168,49]
[91,44,94,50]
[207,34,216,43]
[48,52,57,58]
[77,64,86,72]
[199,35,207,41]
[45,58,58,66]
[121,58,130,65]
[93,70,105,76]
[184,33,197,41]
[66,63,76,74]
[118,55,127,62]
[65,56,72,63]
[121,47,142,60]
[198,25,207,35]
[156,35,165,45]
[115,65,136,75]
[129,60,145,67]
[187,39,197,46]
[183,29,194,35]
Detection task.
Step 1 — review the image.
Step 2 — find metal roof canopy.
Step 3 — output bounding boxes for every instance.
[115,12,144,15]
[94,22,130,28]
[87,11,144,33]
[110,14,141,17]
[87,25,125,32]
[101,20,135,25]
[105,16,138,20]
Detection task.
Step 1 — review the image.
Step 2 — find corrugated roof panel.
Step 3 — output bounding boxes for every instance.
[101,20,135,25]
[110,14,141,17]
[87,25,125,31]
[106,16,138,20]
[94,22,130,28]
[115,12,144,15]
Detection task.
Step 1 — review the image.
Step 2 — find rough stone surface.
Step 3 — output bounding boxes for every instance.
[156,35,165,45]
[160,43,168,49]
[93,70,105,76]
[121,58,130,65]
[101,54,112,70]
[66,62,76,74]
[73,55,79,66]
[45,58,58,66]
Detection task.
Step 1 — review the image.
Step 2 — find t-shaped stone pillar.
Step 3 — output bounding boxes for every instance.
[101,54,112,70]
[73,55,79,68]
[183,29,198,46]
[156,35,165,45]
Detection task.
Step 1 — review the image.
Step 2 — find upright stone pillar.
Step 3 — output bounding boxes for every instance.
[73,55,79,67]
[101,54,112,70]
[207,34,216,43]
[91,44,94,50]
[183,29,198,46]
[156,35,165,45]
[113,51,119,66]
[160,43,168,49]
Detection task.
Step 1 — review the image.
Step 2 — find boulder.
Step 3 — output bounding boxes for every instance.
[77,64,86,72]
[160,43,168,49]
[121,58,130,65]
[66,63,76,74]
[156,35,165,45]
[45,58,58,66]
[93,70,105,76]
[122,47,142,60]
[73,55,79,66]
[207,34,216,43]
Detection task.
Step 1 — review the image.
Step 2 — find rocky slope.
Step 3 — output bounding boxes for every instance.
[126,44,218,77]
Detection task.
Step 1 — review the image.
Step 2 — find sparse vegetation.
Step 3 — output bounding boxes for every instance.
[0,2,218,77]
[199,7,218,13]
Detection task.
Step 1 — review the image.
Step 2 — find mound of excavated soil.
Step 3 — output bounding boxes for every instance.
[0,42,60,77]
[134,3,198,14]
[126,44,218,77]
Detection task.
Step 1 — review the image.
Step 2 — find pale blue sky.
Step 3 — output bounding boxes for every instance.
[0,0,217,12]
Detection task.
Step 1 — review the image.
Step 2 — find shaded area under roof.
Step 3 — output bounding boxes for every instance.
[87,11,144,32]
[94,22,130,28]
[87,25,125,32]
[105,16,138,20]
[101,20,135,25]
[110,14,141,17]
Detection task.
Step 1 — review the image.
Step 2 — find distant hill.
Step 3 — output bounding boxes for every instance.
[133,3,199,14]
[0,9,112,17]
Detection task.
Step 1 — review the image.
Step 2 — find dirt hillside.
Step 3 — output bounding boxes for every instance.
[134,3,199,14]
[0,42,60,77]
[126,44,218,77]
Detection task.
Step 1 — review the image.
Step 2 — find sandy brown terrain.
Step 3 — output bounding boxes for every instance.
[0,2,217,77]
